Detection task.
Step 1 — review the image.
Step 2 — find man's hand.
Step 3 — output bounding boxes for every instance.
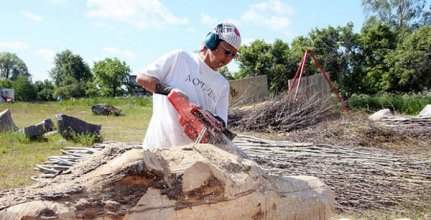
[169,88,189,101]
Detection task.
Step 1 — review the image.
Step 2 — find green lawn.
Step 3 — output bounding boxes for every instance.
[0,97,152,190]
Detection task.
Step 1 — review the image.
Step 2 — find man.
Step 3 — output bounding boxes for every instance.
[136,22,241,148]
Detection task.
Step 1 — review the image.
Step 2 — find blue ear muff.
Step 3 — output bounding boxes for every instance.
[204,32,220,50]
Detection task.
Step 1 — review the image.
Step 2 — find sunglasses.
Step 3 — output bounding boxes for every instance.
[220,42,237,58]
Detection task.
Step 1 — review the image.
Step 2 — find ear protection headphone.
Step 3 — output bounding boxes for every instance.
[203,24,223,50]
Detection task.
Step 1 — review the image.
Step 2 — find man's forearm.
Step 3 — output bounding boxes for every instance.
[136,74,171,95]
[154,81,172,95]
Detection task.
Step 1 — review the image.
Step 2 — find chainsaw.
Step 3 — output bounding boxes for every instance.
[167,90,249,159]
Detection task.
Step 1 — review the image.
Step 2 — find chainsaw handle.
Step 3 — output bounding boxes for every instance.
[169,89,189,101]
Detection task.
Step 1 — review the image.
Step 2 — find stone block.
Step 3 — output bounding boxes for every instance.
[56,114,101,138]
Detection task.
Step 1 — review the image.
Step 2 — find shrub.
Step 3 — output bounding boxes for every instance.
[348,92,431,115]
[69,131,102,146]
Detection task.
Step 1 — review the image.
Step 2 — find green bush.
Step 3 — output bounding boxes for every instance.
[69,131,102,146]
[348,92,431,115]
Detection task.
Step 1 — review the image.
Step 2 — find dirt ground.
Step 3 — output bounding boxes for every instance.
[240,111,431,219]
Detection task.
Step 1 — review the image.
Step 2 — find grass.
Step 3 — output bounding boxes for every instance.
[0,97,152,190]
[0,132,67,189]
[348,92,431,115]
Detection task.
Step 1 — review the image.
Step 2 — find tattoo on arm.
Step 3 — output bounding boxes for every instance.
[154,81,172,95]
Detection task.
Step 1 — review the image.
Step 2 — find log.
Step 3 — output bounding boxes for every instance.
[0,143,334,219]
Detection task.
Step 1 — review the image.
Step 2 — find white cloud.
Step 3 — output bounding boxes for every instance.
[201,14,217,26]
[241,0,293,33]
[103,47,136,59]
[122,49,135,58]
[242,38,256,46]
[37,48,55,63]
[0,41,29,50]
[86,0,188,29]
[21,11,43,22]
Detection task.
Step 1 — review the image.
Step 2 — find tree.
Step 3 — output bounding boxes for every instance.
[267,40,297,94]
[289,23,363,96]
[0,52,30,80]
[92,58,131,97]
[34,80,55,101]
[11,75,36,101]
[236,39,297,94]
[338,23,366,95]
[219,67,234,80]
[361,0,427,31]
[308,26,344,83]
[384,25,431,92]
[53,75,85,99]
[360,21,397,94]
[0,78,12,88]
[50,50,92,98]
[419,4,431,25]
[236,40,273,79]
[290,36,316,79]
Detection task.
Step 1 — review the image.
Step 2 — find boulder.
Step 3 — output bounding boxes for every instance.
[418,104,431,117]
[56,114,101,138]
[0,109,18,132]
[369,108,392,121]
[20,118,55,138]
[91,104,121,116]
[0,143,334,219]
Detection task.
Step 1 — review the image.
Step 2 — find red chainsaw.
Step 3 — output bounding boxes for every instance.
[167,90,249,159]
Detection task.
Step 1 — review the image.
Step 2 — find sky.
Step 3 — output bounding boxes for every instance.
[0,0,365,82]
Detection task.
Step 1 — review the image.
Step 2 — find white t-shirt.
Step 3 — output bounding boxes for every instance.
[141,49,230,148]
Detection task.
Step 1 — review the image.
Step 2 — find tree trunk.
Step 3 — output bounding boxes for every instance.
[0,143,334,219]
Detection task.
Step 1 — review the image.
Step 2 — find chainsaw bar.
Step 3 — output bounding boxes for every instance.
[191,109,249,159]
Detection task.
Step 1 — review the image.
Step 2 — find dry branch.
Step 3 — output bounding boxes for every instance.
[235,135,431,214]
[229,94,339,133]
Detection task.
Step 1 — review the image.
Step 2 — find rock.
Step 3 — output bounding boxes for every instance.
[91,104,121,116]
[56,114,101,138]
[0,143,334,219]
[418,104,431,117]
[369,109,392,121]
[0,109,18,132]
[20,118,55,138]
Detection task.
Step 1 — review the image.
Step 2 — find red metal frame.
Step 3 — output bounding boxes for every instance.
[288,50,349,113]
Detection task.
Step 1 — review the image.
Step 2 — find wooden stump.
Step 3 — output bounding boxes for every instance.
[0,109,18,132]
[0,143,334,219]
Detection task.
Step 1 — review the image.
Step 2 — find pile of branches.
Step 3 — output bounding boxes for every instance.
[234,135,431,215]
[228,94,339,133]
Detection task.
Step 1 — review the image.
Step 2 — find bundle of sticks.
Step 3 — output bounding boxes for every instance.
[228,94,339,133]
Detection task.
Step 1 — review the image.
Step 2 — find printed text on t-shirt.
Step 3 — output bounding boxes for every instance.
[185,75,216,101]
